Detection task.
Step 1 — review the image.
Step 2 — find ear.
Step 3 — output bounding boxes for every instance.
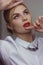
[6,23,13,31]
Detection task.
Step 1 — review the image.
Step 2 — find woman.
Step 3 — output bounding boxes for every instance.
[0,2,43,65]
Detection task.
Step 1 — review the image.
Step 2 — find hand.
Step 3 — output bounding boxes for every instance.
[0,0,12,10]
[0,0,23,10]
[33,16,43,32]
[6,0,23,10]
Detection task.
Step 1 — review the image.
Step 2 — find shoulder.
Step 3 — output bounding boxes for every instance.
[0,36,16,47]
[0,36,17,55]
[0,36,19,65]
[0,40,9,48]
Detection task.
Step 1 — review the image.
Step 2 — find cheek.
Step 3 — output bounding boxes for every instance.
[12,20,22,30]
[12,22,25,33]
[12,17,23,27]
[12,23,31,33]
[12,19,22,27]
[13,25,24,33]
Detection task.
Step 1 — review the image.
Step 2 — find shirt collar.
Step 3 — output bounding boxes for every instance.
[15,37,37,49]
[5,36,38,49]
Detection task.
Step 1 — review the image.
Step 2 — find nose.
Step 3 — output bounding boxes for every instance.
[22,15,27,22]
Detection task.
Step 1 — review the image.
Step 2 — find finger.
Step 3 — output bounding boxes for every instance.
[39,16,43,19]
[38,16,43,23]
[35,29,43,32]
[12,0,23,2]
[38,16,43,28]
[33,19,42,29]
[35,20,40,26]
[5,0,23,10]
[33,22,39,28]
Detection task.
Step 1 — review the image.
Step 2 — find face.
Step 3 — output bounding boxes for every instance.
[8,4,32,34]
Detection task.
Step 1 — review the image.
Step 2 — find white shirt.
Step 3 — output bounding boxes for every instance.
[0,36,43,65]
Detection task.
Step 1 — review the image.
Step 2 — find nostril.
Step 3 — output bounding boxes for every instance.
[23,18,27,22]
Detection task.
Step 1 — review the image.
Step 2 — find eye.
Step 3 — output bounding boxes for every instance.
[24,9,30,15]
[13,13,20,19]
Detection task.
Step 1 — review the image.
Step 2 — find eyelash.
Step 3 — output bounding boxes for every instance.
[13,10,30,19]
[13,14,20,19]
[24,11,30,15]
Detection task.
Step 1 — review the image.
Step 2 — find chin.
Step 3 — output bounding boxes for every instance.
[15,29,32,34]
[21,30,32,34]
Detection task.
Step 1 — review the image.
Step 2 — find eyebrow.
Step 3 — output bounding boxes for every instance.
[23,9,29,13]
[13,13,19,17]
[12,9,29,17]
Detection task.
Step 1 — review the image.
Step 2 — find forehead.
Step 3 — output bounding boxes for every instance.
[11,5,27,14]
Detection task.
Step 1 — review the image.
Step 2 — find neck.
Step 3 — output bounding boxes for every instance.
[15,32,35,42]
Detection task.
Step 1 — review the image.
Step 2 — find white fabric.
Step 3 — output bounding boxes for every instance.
[0,36,43,65]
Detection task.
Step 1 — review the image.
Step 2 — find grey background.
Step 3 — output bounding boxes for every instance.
[0,0,43,39]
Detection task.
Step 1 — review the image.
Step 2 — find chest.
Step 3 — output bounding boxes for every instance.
[15,43,43,65]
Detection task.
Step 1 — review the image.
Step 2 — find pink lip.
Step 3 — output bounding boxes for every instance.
[23,22,30,27]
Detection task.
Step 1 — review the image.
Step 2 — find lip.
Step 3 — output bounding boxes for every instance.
[23,22,31,27]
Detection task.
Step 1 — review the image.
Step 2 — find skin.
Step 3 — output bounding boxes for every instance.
[33,16,43,32]
[7,4,43,42]
[0,0,23,10]
[0,0,13,10]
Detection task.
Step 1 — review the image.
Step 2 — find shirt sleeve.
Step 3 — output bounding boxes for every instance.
[0,40,22,65]
[0,40,12,65]
[0,39,28,65]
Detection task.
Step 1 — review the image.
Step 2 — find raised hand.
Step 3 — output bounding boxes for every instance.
[33,16,43,32]
[6,0,23,10]
[0,0,12,10]
[0,0,23,10]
